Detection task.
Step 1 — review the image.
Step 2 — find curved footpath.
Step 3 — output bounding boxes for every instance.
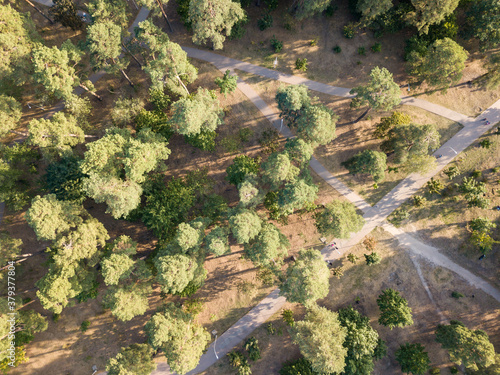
[7,3,500,374]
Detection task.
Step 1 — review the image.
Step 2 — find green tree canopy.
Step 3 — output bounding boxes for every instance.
[284,138,314,167]
[342,149,387,182]
[188,0,245,49]
[377,289,414,329]
[374,111,412,139]
[205,226,230,257]
[244,223,290,268]
[106,344,156,375]
[88,0,130,29]
[407,38,468,88]
[0,232,22,281]
[277,177,318,215]
[276,84,311,124]
[103,283,151,321]
[290,0,331,20]
[101,254,135,286]
[435,320,496,370]
[44,155,86,203]
[289,305,348,374]
[280,249,329,306]
[408,0,459,34]
[229,208,263,244]
[262,152,300,189]
[350,67,401,111]
[27,112,84,159]
[357,0,393,25]
[295,104,338,146]
[49,0,83,30]
[136,20,198,95]
[215,70,238,96]
[395,343,431,375]
[315,200,365,239]
[154,254,197,294]
[145,303,210,374]
[0,95,22,137]
[467,0,500,49]
[226,155,260,185]
[238,174,263,207]
[170,88,223,136]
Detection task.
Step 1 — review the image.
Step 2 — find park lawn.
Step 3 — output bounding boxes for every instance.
[203,227,500,375]
[389,129,500,290]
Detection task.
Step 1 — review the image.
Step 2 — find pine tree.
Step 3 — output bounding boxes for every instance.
[205,226,230,257]
[88,0,130,29]
[106,344,157,375]
[262,152,300,189]
[315,201,365,239]
[290,0,331,20]
[229,209,263,244]
[49,0,83,30]
[409,0,460,35]
[395,343,431,375]
[350,67,401,111]
[277,178,318,215]
[215,70,238,96]
[295,104,338,146]
[467,0,500,49]
[357,0,393,25]
[342,149,387,182]
[377,289,414,329]
[0,95,22,137]
[103,283,151,321]
[154,254,197,294]
[226,155,260,185]
[275,84,311,124]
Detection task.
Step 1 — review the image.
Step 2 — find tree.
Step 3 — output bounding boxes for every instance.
[205,226,230,257]
[365,251,382,265]
[476,52,500,89]
[154,254,197,294]
[101,254,135,286]
[357,0,393,25]
[277,178,318,215]
[111,97,144,127]
[456,176,489,208]
[377,289,413,329]
[395,343,430,375]
[106,344,157,375]
[0,232,22,280]
[290,0,331,20]
[381,123,440,166]
[0,95,22,137]
[337,307,385,375]
[276,84,311,124]
[284,138,314,167]
[49,0,83,30]
[295,104,338,146]
[170,88,223,136]
[407,38,468,88]
[229,209,263,244]
[87,21,134,86]
[469,217,496,233]
[262,152,300,189]
[136,20,197,95]
[350,67,401,111]
[188,0,245,50]
[244,223,290,268]
[238,174,262,207]
[0,5,39,85]
[27,112,84,159]
[215,70,238,96]
[426,177,444,194]
[315,201,365,239]
[80,128,170,218]
[467,353,500,375]
[226,155,260,185]
[467,0,500,49]
[289,305,348,374]
[374,112,412,139]
[280,249,329,306]
[145,303,210,374]
[435,320,496,370]
[103,283,151,321]
[342,149,387,182]
[408,0,459,34]
[136,0,172,27]
[88,0,130,29]
[31,43,102,101]
[44,155,86,203]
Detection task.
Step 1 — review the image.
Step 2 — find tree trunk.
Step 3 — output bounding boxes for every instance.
[122,42,143,68]
[176,76,190,96]
[24,0,54,24]
[10,130,28,137]
[120,69,134,87]
[78,84,103,101]
[156,0,174,32]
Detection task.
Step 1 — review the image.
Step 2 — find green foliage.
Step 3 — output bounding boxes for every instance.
[284,138,314,166]
[106,344,156,375]
[350,67,401,111]
[295,58,308,72]
[111,97,144,127]
[289,305,348,374]
[467,0,500,49]
[358,46,366,55]
[480,139,492,149]
[371,42,382,52]
[244,337,261,361]
[377,289,413,329]
[49,0,83,30]
[229,208,262,244]
[182,298,204,316]
[315,200,365,239]
[145,303,210,374]
[228,350,246,367]
[215,70,238,96]
[364,251,381,265]
[270,36,283,52]
[435,320,496,371]
[279,357,316,375]
[333,45,342,53]
[244,223,289,267]
[135,109,173,140]
[469,217,496,233]
[103,283,151,321]
[342,149,387,182]
[295,104,338,146]
[238,174,262,207]
[0,95,22,137]
[262,152,300,189]
[281,309,295,326]
[343,24,356,38]
[259,128,281,154]
[277,178,318,216]
[404,35,431,61]
[413,195,426,207]
[189,0,245,49]
[226,155,260,185]
[451,291,464,299]
[276,84,311,124]
[426,178,444,195]
[205,226,230,257]
[80,320,91,332]
[476,52,500,89]
[258,13,273,30]
[347,253,359,263]
[291,0,331,20]
[395,343,431,375]
[44,156,86,203]
[456,176,489,208]
[280,249,329,306]
[408,0,459,34]
[357,0,393,25]
[184,128,217,152]
[155,254,197,294]
[444,165,460,179]
[201,194,228,223]
[470,230,496,254]
[407,38,468,88]
[427,14,459,42]
[88,0,130,29]
[229,17,249,40]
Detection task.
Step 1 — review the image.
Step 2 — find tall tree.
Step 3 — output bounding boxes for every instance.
[87,21,134,86]
[88,0,130,29]
[374,111,412,139]
[290,0,331,20]
[262,152,300,189]
[280,249,329,306]
[357,0,393,25]
[408,0,460,34]
[49,0,83,30]
[435,320,496,371]
[106,344,157,375]
[145,303,210,375]
[136,20,197,95]
[136,0,172,29]
[188,0,245,50]
[407,38,468,88]
[238,174,263,207]
[0,95,22,137]
[315,200,365,239]
[0,232,22,280]
[27,112,84,159]
[154,254,197,294]
[244,223,290,268]
[342,149,387,182]
[170,88,223,136]
[284,138,314,167]
[103,283,151,321]
[395,343,431,375]
[350,67,401,112]
[80,128,170,218]
[226,155,260,185]
[205,226,230,257]
[229,208,263,244]
[276,84,311,124]
[289,305,348,374]
[294,104,338,146]
[467,0,500,49]
[277,178,318,215]
[377,289,414,329]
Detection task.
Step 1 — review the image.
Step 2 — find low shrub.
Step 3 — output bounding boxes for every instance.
[295,58,308,71]
[371,42,382,52]
[244,337,261,361]
[358,46,366,55]
[183,298,204,316]
[451,291,464,299]
[258,13,273,30]
[343,24,355,39]
[270,35,283,52]
[332,45,342,53]
[310,37,319,47]
[281,309,295,326]
[80,320,91,332]
[364,251,381,265]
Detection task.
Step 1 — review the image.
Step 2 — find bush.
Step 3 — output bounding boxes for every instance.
[183,298,204,316]
[45,156,86,203]
[257,267,277,286]
[429,368,441,375]
[258,128,280,154]
[444,165,460,179]
[281,309,295,326]
[244,337,261,361]
[279,357,316,375]
[174,279,203,297]
[358,46,366,55]
[332,45,342,53]
[184,128,217,151]
[80,320,91,332]
[239,128,253,142]
[270,35,283,52]
[258,13,273,30]
[471,169,482,179]
[364,251,382,265]
[413,195,426,207]
[389,208,409,226]
[176,0,192,28]
[450,367,458,374]
[371,42,382,52]
[230,17,248,40]
[310,38,319,47]
[295,58,308,72]
[479,139,492,148]
[451,291,464,299]
[219,134,241,153]
[343,24,355,39]
[363,236,377,251]
[324,4,337,17]
[404,35,430,61]
[228,350,245,367]
[264,0,278,10]
[427,14,458,42]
